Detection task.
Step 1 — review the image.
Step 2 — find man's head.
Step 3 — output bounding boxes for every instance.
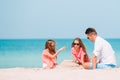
[85,27,97,42]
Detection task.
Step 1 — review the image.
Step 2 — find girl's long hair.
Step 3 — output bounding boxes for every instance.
[45,39,56,54]
[72,37,90,62]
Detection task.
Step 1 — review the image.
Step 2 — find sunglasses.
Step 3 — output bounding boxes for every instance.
[74,43,80,45]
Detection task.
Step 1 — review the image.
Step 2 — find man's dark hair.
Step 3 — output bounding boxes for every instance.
[85,27,97,35]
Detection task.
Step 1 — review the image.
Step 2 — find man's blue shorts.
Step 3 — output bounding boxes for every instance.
[90,63,116,69]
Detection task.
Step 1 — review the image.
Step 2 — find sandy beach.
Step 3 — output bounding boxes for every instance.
[0,60,120,80]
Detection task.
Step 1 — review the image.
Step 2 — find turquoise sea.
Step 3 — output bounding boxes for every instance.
[0,39,120,68]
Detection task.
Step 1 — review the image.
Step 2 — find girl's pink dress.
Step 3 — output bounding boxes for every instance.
[72,47,90,63]
[42,49,56,69]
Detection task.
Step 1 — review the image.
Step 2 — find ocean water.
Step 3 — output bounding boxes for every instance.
[0,39,120,68]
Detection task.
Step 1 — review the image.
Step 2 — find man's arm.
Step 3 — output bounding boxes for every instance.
[92,54,97,69]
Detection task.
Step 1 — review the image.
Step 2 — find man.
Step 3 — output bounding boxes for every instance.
[83,27,116,69]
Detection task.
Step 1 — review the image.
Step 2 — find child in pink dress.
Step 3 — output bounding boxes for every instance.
[71,38,90,65]
[42,39,66,69]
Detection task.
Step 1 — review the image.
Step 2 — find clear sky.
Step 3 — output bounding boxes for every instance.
[0,0,120,39]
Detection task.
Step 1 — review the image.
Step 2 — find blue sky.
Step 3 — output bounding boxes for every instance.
[0,0,120,39]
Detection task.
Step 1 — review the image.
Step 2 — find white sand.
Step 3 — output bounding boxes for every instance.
[0,60,120,80]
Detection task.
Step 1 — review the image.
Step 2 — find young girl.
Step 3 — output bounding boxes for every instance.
[71,38,90,65]
[42,39,66,69]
